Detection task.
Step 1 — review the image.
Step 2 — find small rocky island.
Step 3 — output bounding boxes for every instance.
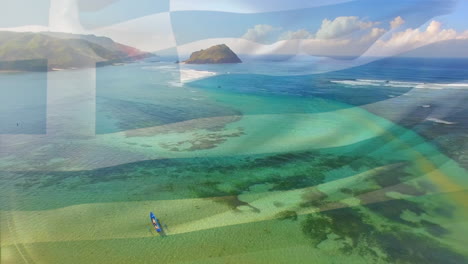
[184,44,242,64]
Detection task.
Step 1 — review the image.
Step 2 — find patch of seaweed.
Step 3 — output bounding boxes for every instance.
[276,210,298,221]
[210,196,252,210]
[269,170,325,191]
[373,230,465,264]
[302,207,373,247]
[340,188,354,195]
[160,129,245,152]
[420,220,450,237]
[250,151,319,168]
[365,199,425,225]
[373,162,411,187]
[300,202,465,263]
[189,180,233,198]
[300,189,328,208]
[433,204,455,218]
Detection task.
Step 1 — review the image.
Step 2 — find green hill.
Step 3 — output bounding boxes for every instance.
[184,44,242,64]
[0,31,154,71]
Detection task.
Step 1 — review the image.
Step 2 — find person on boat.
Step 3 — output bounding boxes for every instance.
[150,212,162,232]
[151,218,161,231]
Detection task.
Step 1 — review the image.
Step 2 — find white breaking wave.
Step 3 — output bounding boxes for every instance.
[141,65,178,71]
[141,65,216,86]
[180,69,217,83]
[330,79,468,89]
[426,117,457,125]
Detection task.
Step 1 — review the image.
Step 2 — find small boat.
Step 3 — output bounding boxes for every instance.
[150,212,162,232]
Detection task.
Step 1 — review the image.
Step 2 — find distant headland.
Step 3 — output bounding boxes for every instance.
[184,44,242,64]
[0,31,155,72]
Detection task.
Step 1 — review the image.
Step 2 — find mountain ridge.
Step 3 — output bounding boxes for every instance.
[0,31,154,71]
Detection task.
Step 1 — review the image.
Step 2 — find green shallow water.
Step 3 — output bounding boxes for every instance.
[1,65,468,263]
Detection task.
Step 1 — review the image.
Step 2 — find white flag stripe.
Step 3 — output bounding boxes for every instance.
[93,12,176,52]
[78,0,170,29]
[170,0,355,13]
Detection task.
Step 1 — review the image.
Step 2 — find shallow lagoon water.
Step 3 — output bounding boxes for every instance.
[1,58,468,263]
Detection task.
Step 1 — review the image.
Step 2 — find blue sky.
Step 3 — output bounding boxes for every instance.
[438,0,468,30]
[170,0,458,44]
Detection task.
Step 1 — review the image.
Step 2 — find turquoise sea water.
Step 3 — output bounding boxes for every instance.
[1,57,468,263]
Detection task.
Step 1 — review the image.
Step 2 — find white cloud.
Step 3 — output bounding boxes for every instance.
[237,16,388,57]
[303,16,468,58]
[360,27,387,43]
[243,16,381,45]
[315,16,377,39]
[390,16,405,29]
[241,24,281,43]
[279,29,314,40]
[373,20,468,56]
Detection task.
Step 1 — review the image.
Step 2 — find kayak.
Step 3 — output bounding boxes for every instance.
[150,212,162,232]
